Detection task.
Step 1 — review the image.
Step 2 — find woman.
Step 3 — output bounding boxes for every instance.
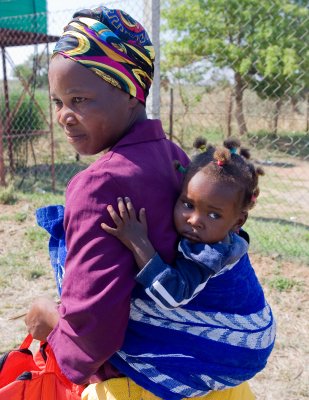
[25,6,255,399]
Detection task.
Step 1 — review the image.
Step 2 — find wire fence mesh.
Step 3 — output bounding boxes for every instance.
[0,1,308,262]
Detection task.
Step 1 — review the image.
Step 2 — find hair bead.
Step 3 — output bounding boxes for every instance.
[190,136,264,212]
[174,160,187,174]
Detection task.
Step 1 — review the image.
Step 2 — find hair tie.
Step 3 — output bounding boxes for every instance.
[217,160,224,167]
[174,160,187,174]
[178,165,187,174]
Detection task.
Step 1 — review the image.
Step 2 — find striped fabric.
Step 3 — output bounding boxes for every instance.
[110,254,276,399]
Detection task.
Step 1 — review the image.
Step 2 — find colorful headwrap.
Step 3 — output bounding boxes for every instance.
[53,6,155,104]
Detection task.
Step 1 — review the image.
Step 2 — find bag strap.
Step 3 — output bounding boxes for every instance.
[38,341,61,374]
[19,334,33,350]
[38,341,86,395]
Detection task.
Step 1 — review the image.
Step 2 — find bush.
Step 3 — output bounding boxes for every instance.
[0,183,18,205]
[0,90,47,168]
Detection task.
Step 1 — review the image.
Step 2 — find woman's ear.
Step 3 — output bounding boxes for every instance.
[232,211,248,232]
[128,95,140,109]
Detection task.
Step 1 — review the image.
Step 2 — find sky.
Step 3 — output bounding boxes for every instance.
[1,0,145,78]
[47,0,144,36]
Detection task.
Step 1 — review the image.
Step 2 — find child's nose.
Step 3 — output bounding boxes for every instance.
[188,214,204,229]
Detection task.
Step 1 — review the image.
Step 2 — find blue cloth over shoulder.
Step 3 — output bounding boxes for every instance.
[36,205,65,296]
[36,205,276,400]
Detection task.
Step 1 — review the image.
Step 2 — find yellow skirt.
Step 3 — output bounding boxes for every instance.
[82,377,255,400]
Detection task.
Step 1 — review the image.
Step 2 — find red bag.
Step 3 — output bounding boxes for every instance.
[0,334,85,399]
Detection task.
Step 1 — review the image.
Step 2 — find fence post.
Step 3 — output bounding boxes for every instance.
[169,87,174,141]
[0,102,5,187]
[46,43,56,192]
[144,0,160,120]
[1,47,14,175]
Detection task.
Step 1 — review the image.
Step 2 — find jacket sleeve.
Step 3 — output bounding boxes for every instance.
[135,252,215,309]
[47,171,137,385]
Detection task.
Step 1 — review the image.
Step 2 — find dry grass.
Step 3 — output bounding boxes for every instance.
[249,254,309,400]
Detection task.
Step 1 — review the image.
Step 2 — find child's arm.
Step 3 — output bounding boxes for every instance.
[102,197,246,309]
[101,197,156,269]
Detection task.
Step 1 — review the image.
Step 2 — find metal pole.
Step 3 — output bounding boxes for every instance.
[0,49,6,185]
[144,0,160,120]
[169,87,174,141]
[47,42,56,191]
[2,47,14,175]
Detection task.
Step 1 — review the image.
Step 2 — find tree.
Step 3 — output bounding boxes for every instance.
[162,0,308,135]
[13,51,50,89]
[245,3,308,133]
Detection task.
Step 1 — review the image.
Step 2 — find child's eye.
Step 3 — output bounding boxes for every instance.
[209,212,220,220]
[73,97,87,104]
[183,202,193,210]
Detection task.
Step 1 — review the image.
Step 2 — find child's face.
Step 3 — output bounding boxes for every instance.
[49,55,137,155]
[173,170,247,244]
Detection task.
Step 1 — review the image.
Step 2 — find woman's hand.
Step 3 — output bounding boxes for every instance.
[25,297,60,341]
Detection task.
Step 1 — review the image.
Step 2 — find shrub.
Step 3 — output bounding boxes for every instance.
[0,90,47,168]
[0,183,18,204]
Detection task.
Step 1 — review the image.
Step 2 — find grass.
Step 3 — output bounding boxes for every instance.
[0,228,50,286]
[27,269,46,280]
[14,212,28,223]
[268,276,301,292]
[246,217,309,264]
[25,226,49,251]
[0,183,18,205]
[0,189,62,287]
[248,131,309,159]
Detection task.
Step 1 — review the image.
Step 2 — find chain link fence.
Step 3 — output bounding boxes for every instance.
[0,0,308,262]
[159,0,309,262]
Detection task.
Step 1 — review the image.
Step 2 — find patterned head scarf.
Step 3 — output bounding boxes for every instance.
[53,6,155,104]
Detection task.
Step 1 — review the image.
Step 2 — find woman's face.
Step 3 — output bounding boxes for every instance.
[49,55,138,155]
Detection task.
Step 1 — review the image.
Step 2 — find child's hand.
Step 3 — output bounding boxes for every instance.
[101,197,148,251]
[101,197,156,268]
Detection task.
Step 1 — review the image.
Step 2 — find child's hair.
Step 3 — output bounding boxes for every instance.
[183,136,264,211]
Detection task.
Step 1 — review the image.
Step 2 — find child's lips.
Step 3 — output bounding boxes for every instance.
[183,232,200,242]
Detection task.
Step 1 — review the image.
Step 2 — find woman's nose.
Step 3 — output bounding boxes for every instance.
[58,106,77,127]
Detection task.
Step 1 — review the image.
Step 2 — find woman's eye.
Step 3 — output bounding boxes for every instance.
[209,212,220,220]
[52,99,62,109]
[183,202,193,210]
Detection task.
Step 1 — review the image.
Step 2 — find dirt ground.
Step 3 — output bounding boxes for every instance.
[0,202,308,400]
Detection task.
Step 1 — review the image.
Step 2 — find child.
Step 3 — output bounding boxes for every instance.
[101,138,264,309]
[100,139,276,399]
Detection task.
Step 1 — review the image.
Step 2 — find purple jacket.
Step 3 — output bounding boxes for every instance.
[47,119,189,384]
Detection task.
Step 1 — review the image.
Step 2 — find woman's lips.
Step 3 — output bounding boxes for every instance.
[66,133,85,143]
